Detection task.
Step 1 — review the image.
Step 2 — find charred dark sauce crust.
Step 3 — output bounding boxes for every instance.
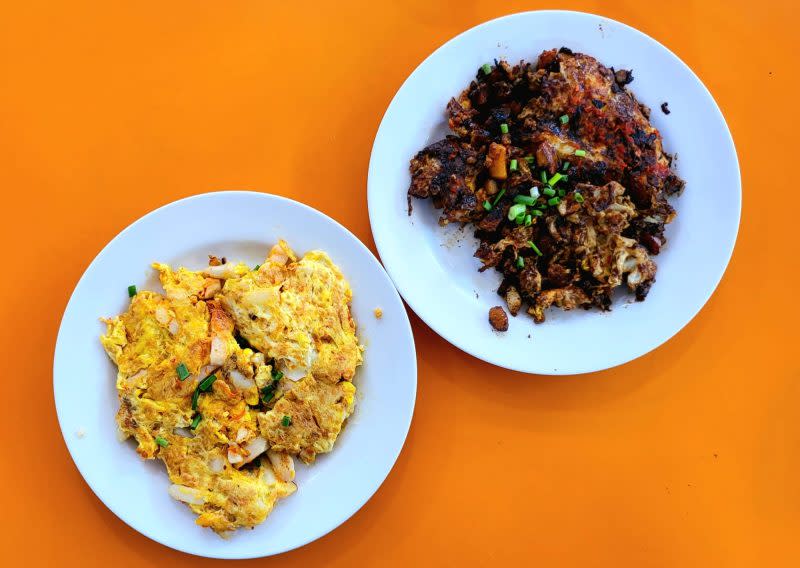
[407,48,684,324]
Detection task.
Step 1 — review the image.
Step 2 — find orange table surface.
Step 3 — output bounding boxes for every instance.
[1,1,796,565]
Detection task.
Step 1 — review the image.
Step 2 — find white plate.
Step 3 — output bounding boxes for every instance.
[368,10,740,375]
[54,191,417,558]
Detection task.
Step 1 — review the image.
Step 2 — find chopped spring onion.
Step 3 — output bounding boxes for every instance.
[575,192,585,203]
[199,373,217,392]
[191,388,201,410]
[176,363,190,381]
[500,123,509,134]
[516,256,525,269]
[192,389,200,410]
[542,187,556,197]
[507,203,527,221]
[562,161,570,171]
[559,114,569,124]
[529,186,540,200]
[547,197,561,206]
[190,414,202,430]
[562,175,569,182]
[281,415,292,427]
[253,264,261,271]
[481,63,492,75]
[524,214,532,226]
[509,159,518,171]
[527,241,543,256]
[155,436,169,447]
[574,149,587,157]
[483,200,492,211]
[558,189,566,197]
[524,156,535,165]
[127,285,137,298]
[531,209,543,217]
[540,171,547,183]
[515,212,526,225]
[492,188,506,205]
[261,372,280,404]
[513,194,538,206]
[548,172,564,186]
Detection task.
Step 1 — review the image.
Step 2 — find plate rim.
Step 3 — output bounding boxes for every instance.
[53,190,418,558]
[367,9,741,375]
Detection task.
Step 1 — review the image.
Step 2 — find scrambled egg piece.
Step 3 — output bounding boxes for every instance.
[101,293,296,535]
[258,376,356,463]
[220,241,363,383]
[100,243,362,536]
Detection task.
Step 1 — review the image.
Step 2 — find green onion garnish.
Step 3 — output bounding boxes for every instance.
[548,173,564,186]
[253,264,261,271]
[548,197,561,206]
[500,123,509,134]
[561,175,569,182]
[261,372,280,404]
[483,200,492,211]
[558,189,566,197]
[281,415,292,427]
[529,187,540,200]
[513,195,537,206]
[542,187,556,197]
[524,214,532,226]
[527,241,543,256]
[540,171,547,183]
[191,388,201,410]
[509,159,518,171]
[492,188,506,205]
[532,209,543,217]
[516,256,525,268]
[199,373,217,392]
[559,114,569,124]
[562,161,570,171]
[176,363,190,381]
[524,156,535,165]
[574,149,587,157]
[507,203,527,221]
[127,285,137,298]
[155,436,169,447]
[575,192,585,203]
[190,414,202,430]
[481,63,492,75]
